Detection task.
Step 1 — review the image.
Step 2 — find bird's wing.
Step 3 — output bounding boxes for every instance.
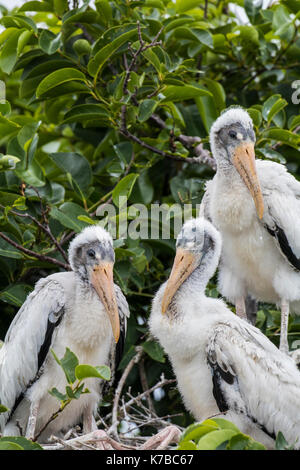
[114,284,130,369]
[206,320,300,439]
[0,277,65,430]
[101,284,130,395]
[199,179,214,222]
[257,160,300,269]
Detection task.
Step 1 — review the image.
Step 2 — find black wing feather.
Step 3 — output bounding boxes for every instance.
[265,223,300,271]
[9,307,65,421]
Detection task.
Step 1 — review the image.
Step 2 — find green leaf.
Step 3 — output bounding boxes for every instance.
[0,436,43,450]
[39,30,62,55]
[180,421,219,443]
[36,68,87,98]
[161,84,212,103]
[275,431,290,450]
[138,99,158,122]
[0,233,23,259]
[75,364,111,381]
[0,440,24,450]
[49,387,68,402]
[51,347,79,384]
[50,203,89,232]
[49,151,92,191]
[63,104,109,124]
[0,404,8,413]
[174,27,213,48]
[88,28,138,79]
[0,29,23,74]
[112,174,139,207]
[19,1,53,12]
[142,48,162,75]
[211,418,240,432]
[176,0,203,13]
[262,94,287,123]
[177,440,198,450]
[141,340,165,363]
[262,128,300,149]
[0,154,20,171]
[0,283,32,307]
[197,429,238,450]
[95,0,112,22]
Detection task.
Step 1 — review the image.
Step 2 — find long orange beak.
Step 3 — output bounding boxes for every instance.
[91,262,120,343]
[161,248,198,315]
[232,142,264,219]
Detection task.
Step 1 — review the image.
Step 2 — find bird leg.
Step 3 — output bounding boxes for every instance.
[235,297,247,320]
[280,299,289,356]
[140,425,181,450]
[25,401,40,440]
[82,408,97,434]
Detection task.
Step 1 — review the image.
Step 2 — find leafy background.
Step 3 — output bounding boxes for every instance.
[0,0,300,444]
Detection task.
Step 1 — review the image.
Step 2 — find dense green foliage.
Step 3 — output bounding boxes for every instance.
[0,0,300,439]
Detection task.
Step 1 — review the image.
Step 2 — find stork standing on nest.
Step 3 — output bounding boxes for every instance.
[149,218,300,449]
[0,225,129,442]
[200,106,300,355]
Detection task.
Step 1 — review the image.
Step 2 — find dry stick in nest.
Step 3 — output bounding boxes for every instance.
[102,373,177,427]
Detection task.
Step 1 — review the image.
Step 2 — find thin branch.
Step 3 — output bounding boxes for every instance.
[1,205,69,264]
[109,346,144,437]
[123,22,163,96]
[0,232,70,271]
[102,374,176,423]
[204,0,208,19]
[138,357,156,414]
[120,105,216,169]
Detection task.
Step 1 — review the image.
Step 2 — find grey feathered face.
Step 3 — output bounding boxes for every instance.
[214,118,264,220]
[216,122,255,157]
[161,220,215,314]
[72,239,120,343]
[74,240,115,275]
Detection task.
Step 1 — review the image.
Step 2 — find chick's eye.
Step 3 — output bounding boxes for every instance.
[229,130,237,139]
[87,249,96,258]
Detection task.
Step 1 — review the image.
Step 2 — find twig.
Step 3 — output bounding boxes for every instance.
[204,0,208,19]
[123,22,163,96]
[1,205,69,264]
[0,232,70,271]
[109,346,144,437]
[120,105,213,166]
[138,357,156,414]
[103,374,176,423]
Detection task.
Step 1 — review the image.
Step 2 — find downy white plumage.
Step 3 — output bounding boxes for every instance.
[149,218,300,449]
[201,106,300,355]
[0,225,129,442]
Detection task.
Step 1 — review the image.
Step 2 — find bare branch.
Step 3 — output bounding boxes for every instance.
[0,232,70,271]
[123,22,163,96]
[1,205,69,264]
[109,346,144,437]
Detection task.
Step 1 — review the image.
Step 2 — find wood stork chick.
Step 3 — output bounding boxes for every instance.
[149,218,300,449]
[0,225,129,442]
[201,106,300,355]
